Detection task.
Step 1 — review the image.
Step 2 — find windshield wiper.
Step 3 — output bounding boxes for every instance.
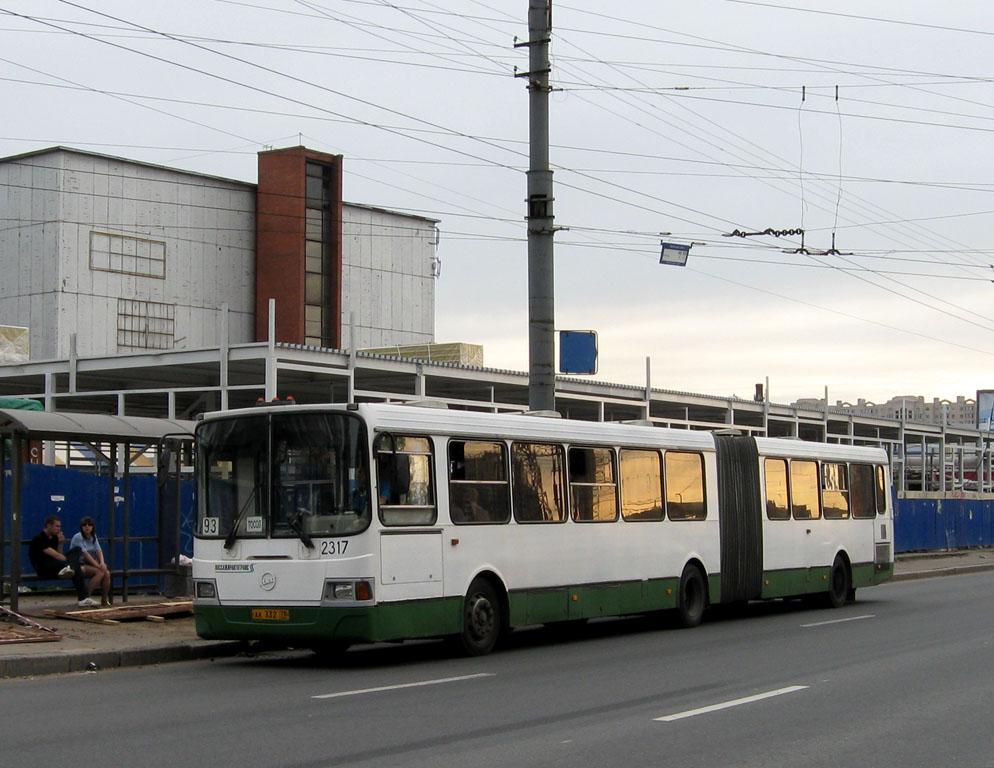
[224,486,259,550]
[287,508,314,549]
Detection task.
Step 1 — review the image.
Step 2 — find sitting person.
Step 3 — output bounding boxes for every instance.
[28,515,89,606]
[70,516,112,607]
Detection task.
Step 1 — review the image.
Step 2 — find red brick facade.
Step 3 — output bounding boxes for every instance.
[254,147,343,346]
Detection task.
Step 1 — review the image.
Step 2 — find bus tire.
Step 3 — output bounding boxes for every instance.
[676,565,707,628]
[824,555,851,609]
[458,578,502,656]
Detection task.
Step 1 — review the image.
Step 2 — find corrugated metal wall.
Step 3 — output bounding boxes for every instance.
[2,463,194,587]
[895,496,994,552]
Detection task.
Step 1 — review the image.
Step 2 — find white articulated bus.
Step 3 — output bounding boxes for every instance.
[192,401,894,655]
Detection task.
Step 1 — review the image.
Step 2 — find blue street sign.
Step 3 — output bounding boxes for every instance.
[559,330,598,375]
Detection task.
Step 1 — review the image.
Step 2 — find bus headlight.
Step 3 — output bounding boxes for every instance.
[195,580,218,600]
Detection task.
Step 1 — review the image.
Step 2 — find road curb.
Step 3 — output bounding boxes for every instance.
[891,563,994,582]
[0,640,244,679]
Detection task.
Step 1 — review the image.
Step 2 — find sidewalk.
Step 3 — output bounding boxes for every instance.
[0,595,243,679]
[3,549,994,679]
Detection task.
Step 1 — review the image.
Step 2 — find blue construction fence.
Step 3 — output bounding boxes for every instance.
[894,495,994,552]
[2,462,194,589]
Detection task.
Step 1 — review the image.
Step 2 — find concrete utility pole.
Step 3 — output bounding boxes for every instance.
[522,0,556,412]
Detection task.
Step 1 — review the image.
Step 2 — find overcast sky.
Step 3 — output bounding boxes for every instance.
[2,0,993,405]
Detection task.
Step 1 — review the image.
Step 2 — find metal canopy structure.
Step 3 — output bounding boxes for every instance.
[0,409,194,443]
[0,340,990,494]
[1,410,194,612]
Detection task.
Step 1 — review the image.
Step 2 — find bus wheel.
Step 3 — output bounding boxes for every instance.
[824,555,851,609]
[676,565,706,628]
[459,578,501,656]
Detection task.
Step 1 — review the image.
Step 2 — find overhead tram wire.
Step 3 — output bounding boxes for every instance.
[552,4,994,87]
[0,53,263,147]
[685,263,994,358]
[550,34,994,280]
[286,0,509,75]
[0,1,587,240]
[33,0,731,243]
[718,0,994,40]
[18,2,528,173]
[557,81,994,129]
[552,4,994,271]
[295,132,524,221]
[10,69,994,199]
[546,22,994,328]
[470,3,994,309]
[365,0,512,72]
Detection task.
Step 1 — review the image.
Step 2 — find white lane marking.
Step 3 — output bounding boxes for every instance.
[312,673,495,700]
[655,685,808,722]
[801,614,875,628]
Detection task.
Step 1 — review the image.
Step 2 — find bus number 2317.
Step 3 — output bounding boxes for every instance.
[320,540,349,556]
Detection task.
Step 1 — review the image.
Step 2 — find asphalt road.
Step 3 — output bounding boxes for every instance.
[4,574,994,768]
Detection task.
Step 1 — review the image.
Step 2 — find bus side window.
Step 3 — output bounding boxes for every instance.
[620,448,664,521]
[448,440,510,524]
[822,462,850,519]
[764,458,790,520]
[850,463,876,519]
[790,460,821,520]
[665,451,706,520]
[875,465,888,515]
[376,435,436,526]
[511,442,567,523]
[569,446,618,522]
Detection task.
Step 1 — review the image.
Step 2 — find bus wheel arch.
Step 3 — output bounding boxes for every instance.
[825,552,853,608]
[675,560,708,628]
[456,572,508,656]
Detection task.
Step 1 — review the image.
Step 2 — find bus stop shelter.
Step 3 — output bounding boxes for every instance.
[0,409,195,612]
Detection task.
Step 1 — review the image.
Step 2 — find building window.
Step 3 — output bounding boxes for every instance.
[117,299,175,350]
[90,232,166,278]
[304,161,335,347]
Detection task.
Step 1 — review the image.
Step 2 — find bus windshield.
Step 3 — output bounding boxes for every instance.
[197,411,371,542]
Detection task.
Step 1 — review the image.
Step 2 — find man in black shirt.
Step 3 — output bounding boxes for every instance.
[28,515,87,602]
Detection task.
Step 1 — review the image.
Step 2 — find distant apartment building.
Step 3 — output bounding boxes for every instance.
[793,394,977,427]
[0,146,439,360]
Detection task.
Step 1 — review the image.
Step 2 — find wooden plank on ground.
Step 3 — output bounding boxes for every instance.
[0,607,61,643]
[44,609,119,625]
[43,600,193,625]
[0,624,60,643]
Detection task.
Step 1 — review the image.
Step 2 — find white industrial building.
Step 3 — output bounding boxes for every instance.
[0,146,438,360]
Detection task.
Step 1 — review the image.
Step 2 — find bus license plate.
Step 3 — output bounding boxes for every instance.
[251,608,290,621]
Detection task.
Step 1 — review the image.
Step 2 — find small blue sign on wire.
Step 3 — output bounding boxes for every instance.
[660,242,691,266]
[559,330,598,375]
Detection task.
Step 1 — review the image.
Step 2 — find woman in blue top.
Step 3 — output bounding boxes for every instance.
[70,517,111,606]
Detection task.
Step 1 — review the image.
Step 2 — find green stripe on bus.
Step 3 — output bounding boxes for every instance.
[759,561,894,599]
[195,599,462,644]
[195,562,894,645]
[507,578,683,624]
